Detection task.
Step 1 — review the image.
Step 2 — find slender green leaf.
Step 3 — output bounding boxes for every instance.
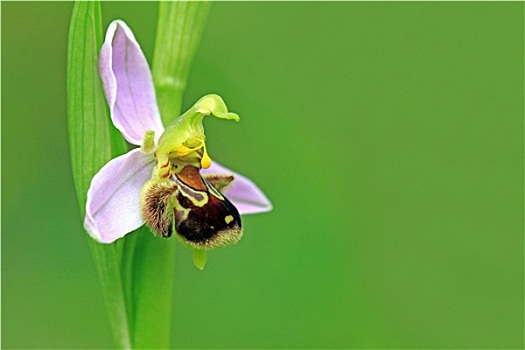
[67,1,110,205]
[67,2,131,348]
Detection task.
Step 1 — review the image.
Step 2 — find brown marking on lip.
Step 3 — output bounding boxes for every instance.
[176,165,207,191]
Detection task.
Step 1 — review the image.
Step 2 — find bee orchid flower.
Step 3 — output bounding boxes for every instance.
[84,20,272,249]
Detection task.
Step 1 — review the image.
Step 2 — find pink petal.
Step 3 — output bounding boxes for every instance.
[84,149,154,243]
[99,20,164,145]
[202,162,273,215]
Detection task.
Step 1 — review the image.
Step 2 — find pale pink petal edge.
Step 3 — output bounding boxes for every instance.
[84,149,154,243]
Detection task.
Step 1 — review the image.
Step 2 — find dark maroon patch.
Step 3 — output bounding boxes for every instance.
[173,185,241,244]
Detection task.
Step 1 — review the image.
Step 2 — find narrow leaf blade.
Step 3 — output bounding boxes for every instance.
[67,2,131,348]
[153,1,211,120]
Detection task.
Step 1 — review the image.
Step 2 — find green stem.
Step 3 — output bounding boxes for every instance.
[127,230,175,349]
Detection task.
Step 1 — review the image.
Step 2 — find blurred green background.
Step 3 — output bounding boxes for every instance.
[2,2,523,349]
